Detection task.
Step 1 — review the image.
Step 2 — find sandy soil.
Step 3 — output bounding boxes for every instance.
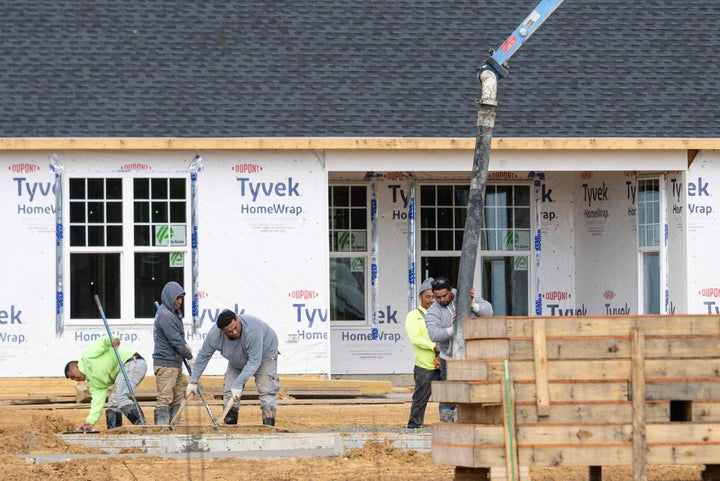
[0,400,706,481]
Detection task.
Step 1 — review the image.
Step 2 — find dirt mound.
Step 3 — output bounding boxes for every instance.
[343,438,429,463]
[0,414,105,455]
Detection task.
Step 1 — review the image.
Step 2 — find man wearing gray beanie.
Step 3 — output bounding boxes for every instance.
[404,278,440,429]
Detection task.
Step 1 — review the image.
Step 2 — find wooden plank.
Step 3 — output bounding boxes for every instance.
[501,336,720,361]
[515,401,670,424]
[447,359,489,381]
[432,443,506,469]
[518,445,632,466]
[432,381,631,404]
[533,319,550,417]
[504,315,720,339]
[517,423,633,445]
[693,401,720,422]
[463,317,509,339]
[466,339,510,360]
[433,423,505,446]
[477,359,720,382]
[632,327,648,481]
[645,381,720,400]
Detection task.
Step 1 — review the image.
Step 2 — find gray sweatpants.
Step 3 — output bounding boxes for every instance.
[108,357,147,410]
[223,357,280,417]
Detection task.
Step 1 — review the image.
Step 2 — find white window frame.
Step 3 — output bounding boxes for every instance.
[328,183,370,326]
[64,175,192,326]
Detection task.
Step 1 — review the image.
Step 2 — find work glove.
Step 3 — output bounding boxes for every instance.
[186,382,198,396]
[231,388,243,399]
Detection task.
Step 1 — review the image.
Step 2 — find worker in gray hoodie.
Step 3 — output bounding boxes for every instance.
[186,309,280,426]
[425,276,493,422]
[152,281,193,425]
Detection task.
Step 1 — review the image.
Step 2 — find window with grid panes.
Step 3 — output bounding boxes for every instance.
[328,185,368,322]
[419,183,530,316]
[68,176,189,321]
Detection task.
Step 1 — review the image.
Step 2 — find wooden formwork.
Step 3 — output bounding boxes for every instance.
[430,315,720,480]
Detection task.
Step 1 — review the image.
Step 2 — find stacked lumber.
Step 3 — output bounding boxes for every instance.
[431,315,720,480]
[0,375,392,405]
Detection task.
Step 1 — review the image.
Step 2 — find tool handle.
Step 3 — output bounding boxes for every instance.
[94,294,146,425]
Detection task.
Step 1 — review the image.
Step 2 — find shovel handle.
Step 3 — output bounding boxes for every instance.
[219,395,238,425]
[170,392,193,426]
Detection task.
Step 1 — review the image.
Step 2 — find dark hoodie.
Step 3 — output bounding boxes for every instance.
[152,281,193,368]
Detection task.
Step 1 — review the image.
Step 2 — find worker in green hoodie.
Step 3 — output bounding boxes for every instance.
[64,336,147,430]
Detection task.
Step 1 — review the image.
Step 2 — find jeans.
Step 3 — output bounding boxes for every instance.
[438,358,457,421]
[407,364,440,428]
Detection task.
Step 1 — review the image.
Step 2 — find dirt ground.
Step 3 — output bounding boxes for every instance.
[0,400,706,481]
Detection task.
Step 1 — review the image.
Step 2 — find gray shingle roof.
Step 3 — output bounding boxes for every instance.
[1,1,718,138]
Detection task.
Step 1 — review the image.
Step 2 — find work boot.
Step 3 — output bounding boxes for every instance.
[106,408,123,429]
[121,404,146,425]
[224,406,239,425]
[154,406,171,425]
[169,404,182,425]
[262,415,275,426]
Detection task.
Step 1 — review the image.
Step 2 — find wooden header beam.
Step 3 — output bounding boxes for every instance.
[0,137,719,151]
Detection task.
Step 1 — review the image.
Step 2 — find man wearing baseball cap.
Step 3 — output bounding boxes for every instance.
[404,278,440,429]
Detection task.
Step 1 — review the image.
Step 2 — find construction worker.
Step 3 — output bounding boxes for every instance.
[404,277,441,429]
[425,276,493,422]
[186,309,280,426]
[152,281,193,425]
[64,336,147,430]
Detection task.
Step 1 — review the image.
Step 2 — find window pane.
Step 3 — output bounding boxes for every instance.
[350,208,366,229]
[87,201,104,223]
[170,201,186,223]
[107,226,123,246]
[151,202,168,223]
[69,178,85,199]
[437,186,453,205]
[107,201,122,223]
[134,178,149,199]
[152,178,168,199]
[135,253,184,318]
[70,253,120,318]
[169,178,185,199]
[70,201,85,223]
[330,258,365,321]
[106,179,122,199]
[482,256,528,316]
[87,178,104,199]
[420,185,435,205]
[350,186,366,207]
[332,186,349,207]
[643,252,660,314]
[420,207,435,228]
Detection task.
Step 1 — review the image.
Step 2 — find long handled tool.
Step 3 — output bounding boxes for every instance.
[154,301,219,429]
[220,395,238,425]
[184,359,219,429]
[94,294,146,425]
[170,392,192,427]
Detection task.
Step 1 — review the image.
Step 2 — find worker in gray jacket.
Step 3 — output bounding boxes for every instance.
[152,281,193,425]
[425,276,493,422]
[186,309,280,426]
